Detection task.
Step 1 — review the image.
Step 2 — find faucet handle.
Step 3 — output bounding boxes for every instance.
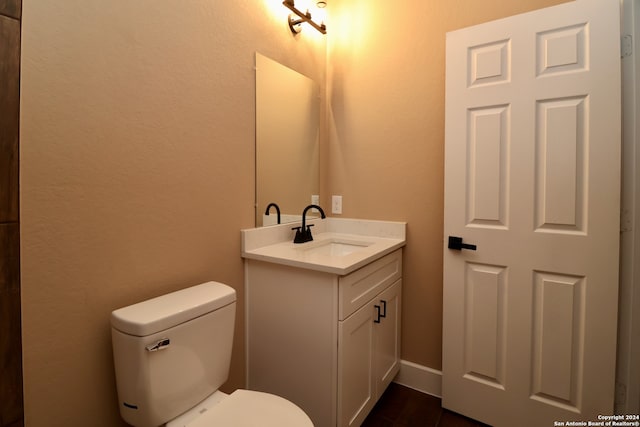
[291,226,306,244]
[304,224,315,241]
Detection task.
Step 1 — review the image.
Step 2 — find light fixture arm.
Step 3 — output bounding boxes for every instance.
[283,0,327,34]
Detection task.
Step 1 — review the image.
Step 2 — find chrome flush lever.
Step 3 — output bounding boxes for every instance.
[145,338,170,352]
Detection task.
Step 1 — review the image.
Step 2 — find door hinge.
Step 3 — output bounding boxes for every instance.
[621,207,633,232]
[615,381,627,408]
[622,34,633,58]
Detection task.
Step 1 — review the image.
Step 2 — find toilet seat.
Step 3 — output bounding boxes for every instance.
[180,390,313,427]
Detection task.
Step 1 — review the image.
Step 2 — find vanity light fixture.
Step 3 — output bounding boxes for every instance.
[283,0,327,35]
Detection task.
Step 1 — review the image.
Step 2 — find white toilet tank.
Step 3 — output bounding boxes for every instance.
[111,282,236,427]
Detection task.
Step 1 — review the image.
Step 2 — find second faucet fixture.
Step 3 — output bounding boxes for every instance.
[292,204,326,243]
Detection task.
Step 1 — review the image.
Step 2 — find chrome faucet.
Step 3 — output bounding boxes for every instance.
[264,203,281,224]
[292,204,326,243]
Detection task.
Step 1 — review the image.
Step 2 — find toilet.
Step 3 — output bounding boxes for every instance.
[110,281,313,427]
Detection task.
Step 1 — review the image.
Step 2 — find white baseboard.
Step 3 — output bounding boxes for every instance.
[393,360,443,398]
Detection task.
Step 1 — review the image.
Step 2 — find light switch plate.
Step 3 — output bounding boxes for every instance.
[332,195,343,214]
[311,195,320,213]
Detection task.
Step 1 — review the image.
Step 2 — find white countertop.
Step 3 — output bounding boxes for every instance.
[241,218,406,275]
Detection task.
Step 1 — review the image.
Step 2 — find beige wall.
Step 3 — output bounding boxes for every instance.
[20,1,325,425]
[326,0,570,369]
[19,0,573,425]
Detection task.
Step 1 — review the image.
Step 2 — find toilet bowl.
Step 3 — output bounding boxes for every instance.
[110,281,313,427]
[167,390,312,427]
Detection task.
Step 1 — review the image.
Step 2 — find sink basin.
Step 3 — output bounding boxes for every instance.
[298,238,374,257]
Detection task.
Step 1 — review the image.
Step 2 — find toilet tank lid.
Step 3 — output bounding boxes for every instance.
[111,281,236,337]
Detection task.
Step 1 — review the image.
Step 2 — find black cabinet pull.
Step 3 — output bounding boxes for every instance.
[374,300,388,323]
[448,236,477,251]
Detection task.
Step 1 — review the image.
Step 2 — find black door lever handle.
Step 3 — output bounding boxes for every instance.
[448,236,477,251]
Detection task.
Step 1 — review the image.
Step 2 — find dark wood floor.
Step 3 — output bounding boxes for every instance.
[362,383,491,427]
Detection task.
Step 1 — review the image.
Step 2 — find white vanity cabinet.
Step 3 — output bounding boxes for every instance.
[245,249,402,427]
[338,277,401,427]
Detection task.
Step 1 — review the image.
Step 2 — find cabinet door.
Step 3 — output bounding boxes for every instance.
[338,301,376,427]
[374,279,402,396]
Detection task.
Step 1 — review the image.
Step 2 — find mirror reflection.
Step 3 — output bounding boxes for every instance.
[255,52,320,227]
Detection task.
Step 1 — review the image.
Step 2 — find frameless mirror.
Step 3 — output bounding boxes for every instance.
[255,52,320,227]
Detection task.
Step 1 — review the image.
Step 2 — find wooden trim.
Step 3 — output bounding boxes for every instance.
[0,3,22,426]
[0,14,20,223]
[0,0,21,20]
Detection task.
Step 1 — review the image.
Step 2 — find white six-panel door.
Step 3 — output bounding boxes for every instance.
[443,1,621,426]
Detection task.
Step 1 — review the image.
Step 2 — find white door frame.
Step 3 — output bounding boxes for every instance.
[618,0,640,415]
